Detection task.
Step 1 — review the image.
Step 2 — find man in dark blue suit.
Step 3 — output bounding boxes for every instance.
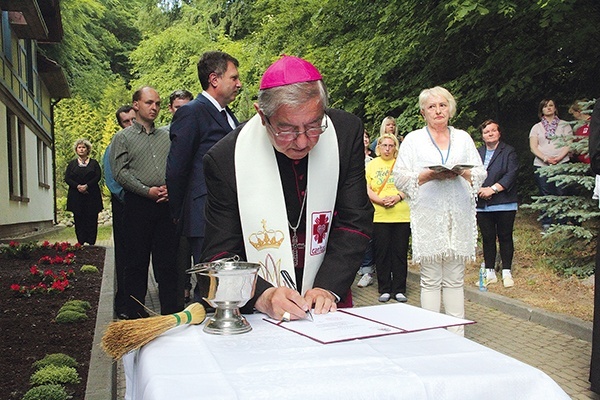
[166,51,242,264]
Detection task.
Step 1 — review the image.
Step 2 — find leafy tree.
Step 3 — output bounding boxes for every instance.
[43,0,118,103]
[54,97,105,198]
[50,0,143,201]
[98,0,144,86]
[128,1,261,124]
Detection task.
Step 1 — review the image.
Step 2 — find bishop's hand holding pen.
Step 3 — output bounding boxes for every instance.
[280,270,314,322]
[253,271,337,321]
[254,279,312,322]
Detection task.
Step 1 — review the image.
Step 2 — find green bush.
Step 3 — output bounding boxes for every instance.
[55,310,88,323]
[62,300,91,311]
[58,305,87,314]
[56,196,67,211]
[32,354,78,371]
[22,384,70,400]
[80,264,99,273]
[30,365,80,386]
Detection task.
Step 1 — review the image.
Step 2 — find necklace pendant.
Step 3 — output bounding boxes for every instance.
[290,229,305,268]
[291,230,299,268]
[288,193,307,269]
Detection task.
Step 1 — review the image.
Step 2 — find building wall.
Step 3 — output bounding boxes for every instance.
[0,101,55,238]
[0,11,57,239]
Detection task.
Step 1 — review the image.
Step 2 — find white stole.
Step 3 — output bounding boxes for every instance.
[235,114,339,293]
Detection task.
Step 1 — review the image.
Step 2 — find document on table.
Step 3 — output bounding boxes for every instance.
[264,303,474,344]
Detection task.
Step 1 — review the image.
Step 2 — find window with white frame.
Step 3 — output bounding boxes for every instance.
[37,138,49,188]
[7,110,28,201]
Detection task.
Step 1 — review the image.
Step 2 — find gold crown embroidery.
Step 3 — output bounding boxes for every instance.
[249,219,285,250]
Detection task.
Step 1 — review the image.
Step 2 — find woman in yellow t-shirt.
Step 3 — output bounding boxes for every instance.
[366,134,411,303]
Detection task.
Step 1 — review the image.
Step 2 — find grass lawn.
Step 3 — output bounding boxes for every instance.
[43,225,113,243]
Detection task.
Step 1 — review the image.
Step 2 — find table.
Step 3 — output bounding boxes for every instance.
[123,306,569,400]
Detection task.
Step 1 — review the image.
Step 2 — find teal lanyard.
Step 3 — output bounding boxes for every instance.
[426,127,451,164]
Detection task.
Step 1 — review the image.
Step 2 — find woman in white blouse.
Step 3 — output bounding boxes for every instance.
[394,86,486,336]
[529,99,572,232]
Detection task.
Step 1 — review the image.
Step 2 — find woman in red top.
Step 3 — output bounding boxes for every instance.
[568,99,592,164]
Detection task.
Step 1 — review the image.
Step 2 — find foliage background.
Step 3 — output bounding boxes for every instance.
[46,0,600,273]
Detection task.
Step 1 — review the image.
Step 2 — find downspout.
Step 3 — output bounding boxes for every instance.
[51,98,61,225]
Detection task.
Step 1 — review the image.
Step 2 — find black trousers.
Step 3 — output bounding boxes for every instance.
[175,235,192,309]
[189,236,210,305]
[476,210,516,270]
[73,208,99,245]
[111,194,128,314]
[373,222,411,295]
[123,192,180,316]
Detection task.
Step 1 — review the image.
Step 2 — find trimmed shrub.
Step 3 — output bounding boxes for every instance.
[30,365,80,386]
[32,353,78,371]
[80,264,99,273]
[22,384,70,400]
[55,310,88,323]
[62,300,91,310]
[58,305,87,314]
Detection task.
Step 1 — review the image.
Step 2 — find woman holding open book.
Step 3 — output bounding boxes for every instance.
[393,86,486,336]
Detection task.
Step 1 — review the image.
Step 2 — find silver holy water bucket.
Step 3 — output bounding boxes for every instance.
[187,258,260,335]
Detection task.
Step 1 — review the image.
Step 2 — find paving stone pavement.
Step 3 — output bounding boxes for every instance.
[107,250,599,400]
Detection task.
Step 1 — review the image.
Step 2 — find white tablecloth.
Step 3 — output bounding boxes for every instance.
[123,307,569,400]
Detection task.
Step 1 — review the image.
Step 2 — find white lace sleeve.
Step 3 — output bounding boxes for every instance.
[463,135,487,195]
[393,133,422,200]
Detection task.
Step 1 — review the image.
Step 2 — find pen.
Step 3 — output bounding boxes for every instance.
[280,270,314,322]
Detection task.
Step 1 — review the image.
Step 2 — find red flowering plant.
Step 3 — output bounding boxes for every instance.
[41,241,82,253]
[0,241,39,259]
[38,253,76,265]
[8,240,80,297]
[10,264,75,297]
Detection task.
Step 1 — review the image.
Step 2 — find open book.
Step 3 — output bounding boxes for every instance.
[427,164,475,173]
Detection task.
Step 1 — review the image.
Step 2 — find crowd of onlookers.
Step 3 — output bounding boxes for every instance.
[62,51,592,337]
[357,97,592,305]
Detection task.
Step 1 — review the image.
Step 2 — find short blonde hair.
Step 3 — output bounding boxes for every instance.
[375,133,399,158]
[379,116,398,136]
[418,86,457,119]
[568,99,588,115]
[73,138,92,155]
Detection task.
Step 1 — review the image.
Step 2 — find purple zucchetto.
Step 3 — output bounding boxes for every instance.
[259,55,323,90]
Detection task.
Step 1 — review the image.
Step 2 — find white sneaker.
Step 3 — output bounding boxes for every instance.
[395,293,408,302]
[486,269,498,284]
[502,270,514,288]
[357,273,374,288]
[378,293,391,302]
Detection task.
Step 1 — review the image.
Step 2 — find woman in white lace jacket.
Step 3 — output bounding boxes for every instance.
[394,86,486,335]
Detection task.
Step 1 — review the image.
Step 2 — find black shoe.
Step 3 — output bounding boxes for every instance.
[117,312,130,320]
[135,310,150,319]
[124,310,149,319]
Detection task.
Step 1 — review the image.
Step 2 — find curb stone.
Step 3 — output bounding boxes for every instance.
[407,270,593,342]
[85,245,116,400]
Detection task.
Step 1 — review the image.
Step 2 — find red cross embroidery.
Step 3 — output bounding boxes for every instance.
[312,213,329,244]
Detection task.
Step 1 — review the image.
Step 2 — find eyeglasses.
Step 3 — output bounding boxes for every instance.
[264,114,328,142]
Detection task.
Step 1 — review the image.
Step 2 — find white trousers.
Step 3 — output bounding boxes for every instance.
[419,255,465,336]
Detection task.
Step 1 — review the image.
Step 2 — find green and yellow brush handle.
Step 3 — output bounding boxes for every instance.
[172,302,206,326]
